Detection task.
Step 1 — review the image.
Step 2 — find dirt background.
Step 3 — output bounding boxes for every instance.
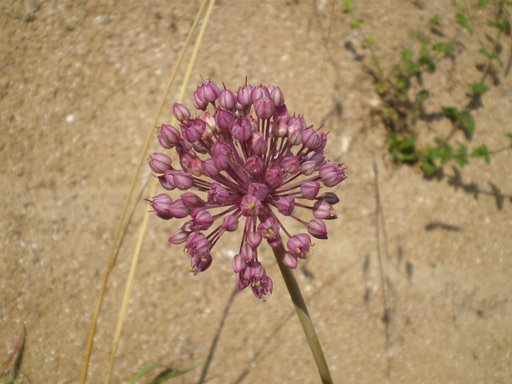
[1,0,511,383]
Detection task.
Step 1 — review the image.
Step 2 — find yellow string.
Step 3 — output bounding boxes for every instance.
[103,1,216,382]
[79,1,210,382]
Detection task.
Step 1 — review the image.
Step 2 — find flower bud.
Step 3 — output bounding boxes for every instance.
[244,156,264,177]
[181,192,204,208]
[300,160,317,176]
[169,199,189,218]
[265,167,283,188]
[300,181,320,199]
[241,243,256,262]
[231,117,252,141]
[281,156,300,174]
[222,215,239,232]
[219,88,236,110]
[287,117,305,145]
[313,200,337,220]
[150,194,173,219]
[203,158,220,177]
[172,171,194,190]
[232,254,246,273]
[320,162,347,187]
[158,175,175,190]
[193,90,208,111]
[148,153,172,174]
[275,196,295,216]
[173,102,190,122]
[246,232,262,248]
[192,209,214,230]
[215,109,235,132]
[202,80,220,102]
[182,118,206,143]
[250,85,270,103]
[254,97,275,120]
[169,229,189,245]
[247,182,269,199]
[282,252,298,269]
[250,132,267,155]
[158,124,181,148]
[307,219,328,239]
[237,85,252,106]
[270,86,285,107]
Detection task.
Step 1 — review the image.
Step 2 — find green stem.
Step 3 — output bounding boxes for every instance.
[272,245,333,384]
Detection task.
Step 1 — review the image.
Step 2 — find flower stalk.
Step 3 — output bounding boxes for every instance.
[273,244,333,384]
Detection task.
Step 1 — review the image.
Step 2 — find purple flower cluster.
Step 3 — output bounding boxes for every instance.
[149,80,346,299]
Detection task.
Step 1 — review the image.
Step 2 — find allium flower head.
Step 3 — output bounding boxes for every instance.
[149,79,346,299]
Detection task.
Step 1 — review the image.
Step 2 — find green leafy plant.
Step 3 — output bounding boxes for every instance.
[344,0,511,177]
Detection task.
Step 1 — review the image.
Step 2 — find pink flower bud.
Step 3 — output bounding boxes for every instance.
[307,219,328,239]
[301,181,320,199]
[265,167,283,188]
[192,209,214,230]
[282,252,298,269]
[148,153,172,174]
[281,156,300,174]
[300,160,317,176]
[241,243,256,262]
[181,192,204,208]
[244,156,264,177]
[302,127,321,149]
[320,162,347,187]
[169,199,189,218]
[270,86,285,107]
[168,229,189,245]
[247,182,269,199]
[208,182,233,204]
[158,124,181,148]
[271,120,288,138]
[250,85,270,103]
[219,88,236,110]
[158,175,175,190]
[246,232,262,248]
[250,132,267,155]
[149,194,173,219]
[193,90,208,111]
[215,109,235,132]
[287,116,305,142]
[172,171,194,190]
[202,80,220,102]
[222,215,239,232]
[232,254,246,273]
[230,117,252,141]
[237,85,252,106]
[182,118,206,143]
[313,200,337,220]
[254,97,275,119]
[173,102,190,122]
[275,196,295,216]
[203,158,220,177]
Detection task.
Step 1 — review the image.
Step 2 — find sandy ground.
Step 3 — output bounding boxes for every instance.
[1,0,511,383]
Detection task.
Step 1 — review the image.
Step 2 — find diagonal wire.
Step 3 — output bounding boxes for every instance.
[103,0,217,382]
[79,0,210,382]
